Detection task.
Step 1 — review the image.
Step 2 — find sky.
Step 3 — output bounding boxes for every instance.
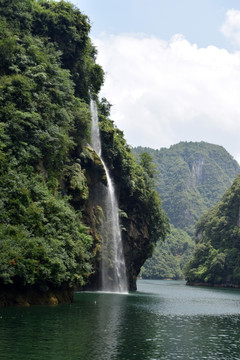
[68,0,240,163]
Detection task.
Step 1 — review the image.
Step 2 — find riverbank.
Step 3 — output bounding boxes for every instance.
[0,286,74,307]
[186,282,240,289]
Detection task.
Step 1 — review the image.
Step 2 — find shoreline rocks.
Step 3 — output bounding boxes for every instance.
[0,286,74,307]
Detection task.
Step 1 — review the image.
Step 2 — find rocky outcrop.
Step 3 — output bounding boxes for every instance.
[81,147,153,291]
[0,0,163,305]
[0,285,74,307]
[122,211,150,290]
[191,156,205,187]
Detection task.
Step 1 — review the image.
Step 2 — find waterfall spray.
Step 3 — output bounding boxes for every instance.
[90,99,128,293]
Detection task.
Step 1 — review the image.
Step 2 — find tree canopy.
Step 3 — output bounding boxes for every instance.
[134,142,240,279]
[184,175,240,286]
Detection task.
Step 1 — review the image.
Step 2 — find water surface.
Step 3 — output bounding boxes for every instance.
[1,280,240,359]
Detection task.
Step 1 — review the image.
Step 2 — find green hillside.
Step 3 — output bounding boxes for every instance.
[134,142,240,235]
[184,174,240,286]
[140,225,194,280]
[134,142,240,279]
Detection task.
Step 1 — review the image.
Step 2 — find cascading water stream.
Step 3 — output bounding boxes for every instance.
[90,99,128,293]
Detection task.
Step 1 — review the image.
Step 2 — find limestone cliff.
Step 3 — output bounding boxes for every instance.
[0,285,74,307]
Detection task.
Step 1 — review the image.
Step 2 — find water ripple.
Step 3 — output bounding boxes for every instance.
[1,281,240,359]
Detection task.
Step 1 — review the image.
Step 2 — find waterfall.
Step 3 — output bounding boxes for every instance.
[90,99,128,293]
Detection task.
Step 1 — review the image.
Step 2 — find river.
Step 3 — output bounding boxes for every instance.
[1,280,240,359]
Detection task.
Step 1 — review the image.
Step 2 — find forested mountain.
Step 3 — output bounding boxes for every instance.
[140,225,194,279]
[134,142,240,235]
[184,175,240,287]
[0,0,168,306]
[134,142,240,279]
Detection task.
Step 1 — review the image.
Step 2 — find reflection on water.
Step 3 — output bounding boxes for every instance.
[1,280,240,359]
[89,293,127,359]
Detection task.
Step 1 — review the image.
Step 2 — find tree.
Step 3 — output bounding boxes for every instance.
[139,152,158,179]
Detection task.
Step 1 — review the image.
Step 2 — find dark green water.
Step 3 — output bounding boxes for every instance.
[1,280,240,359]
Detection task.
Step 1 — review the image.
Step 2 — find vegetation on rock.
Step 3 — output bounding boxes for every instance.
[0,0,168,301]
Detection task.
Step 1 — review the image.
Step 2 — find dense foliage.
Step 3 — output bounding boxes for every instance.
[134,142,240,279]
[141,225,194,279]
[0,0,168,293]
[134,142,240,235]
[184,175,240,286]
[0,0,99,289]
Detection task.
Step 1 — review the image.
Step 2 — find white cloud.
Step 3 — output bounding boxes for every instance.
[94,32,240,163]
[221,9,240,47]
